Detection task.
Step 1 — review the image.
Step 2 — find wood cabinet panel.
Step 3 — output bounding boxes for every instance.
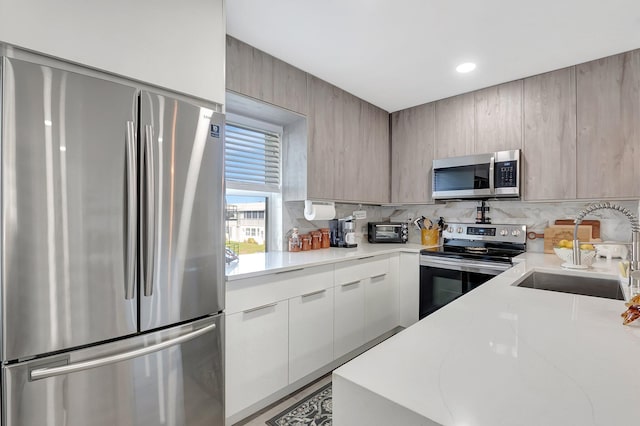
[357,101,390,203]
[307,76,389,203]
[307,75,343,200]
[391,102,435,203]
[523,67,577,200]
[226,36,307,114]
[434,93,475,159]
[576,50,640,199]
[475,80,523,153]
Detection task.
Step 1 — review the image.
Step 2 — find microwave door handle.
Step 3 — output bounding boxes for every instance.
[489,155,495,194]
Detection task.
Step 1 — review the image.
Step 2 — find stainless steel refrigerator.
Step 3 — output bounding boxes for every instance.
[0,56,224,425]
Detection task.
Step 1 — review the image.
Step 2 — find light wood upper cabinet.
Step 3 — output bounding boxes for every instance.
[523,67,577,201]
[576,50,640,199]
[307,76,343,201]
[475,80,523,153]
[357,102,390,203]
[434,93,475,159]
[391,102,435,204]
[226,36,308,114]
[307,76,390,203]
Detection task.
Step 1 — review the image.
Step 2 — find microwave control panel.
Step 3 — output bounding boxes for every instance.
[495,161,517,187]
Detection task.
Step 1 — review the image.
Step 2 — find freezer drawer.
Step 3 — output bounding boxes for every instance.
[2,315,224,426]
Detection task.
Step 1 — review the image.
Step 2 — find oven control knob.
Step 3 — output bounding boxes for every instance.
[512,229,521,237]
[457,227,463,234]
[500,229,508,236]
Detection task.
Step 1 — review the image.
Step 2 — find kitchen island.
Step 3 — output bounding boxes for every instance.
[333,253,640,425]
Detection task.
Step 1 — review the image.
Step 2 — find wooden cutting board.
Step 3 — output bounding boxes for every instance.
[554,219,600,239]
[543,225,593,254]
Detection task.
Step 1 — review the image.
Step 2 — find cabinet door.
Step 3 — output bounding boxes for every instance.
[226,301,288,417]
[576,50,640,199]
[391,102,435,203]
[307,76,343,200]
[334,279,366,359]
[358,102,390,203]
[524,67,577,200]
[435,93,475,159]
[289,287,334,383]
[226,36,308,114]
[474,80,523,153]
[365,273,398,341]
[398,252,419,328]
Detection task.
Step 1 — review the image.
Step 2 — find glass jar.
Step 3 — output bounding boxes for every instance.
[301,234,311,251]
[288,227,301,252]
[311,231,321,250]
[320,228,330,248]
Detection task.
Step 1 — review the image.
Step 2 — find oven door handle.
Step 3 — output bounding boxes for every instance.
[420,257,511,275]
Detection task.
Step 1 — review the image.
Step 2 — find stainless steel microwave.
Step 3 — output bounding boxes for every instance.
[432,149,521,200]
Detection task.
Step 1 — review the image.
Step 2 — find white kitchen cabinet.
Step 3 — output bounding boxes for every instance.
[334,255,397,347]
[289,287,335,383]
[0,0,225,104]
[398,252,419,327]
[334,279,366,359]
[365,271,398,341]
[226,300,289,418]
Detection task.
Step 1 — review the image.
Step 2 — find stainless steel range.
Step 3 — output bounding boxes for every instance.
[419,223,526,319]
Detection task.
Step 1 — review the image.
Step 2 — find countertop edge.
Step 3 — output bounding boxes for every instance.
[225,243,428,281]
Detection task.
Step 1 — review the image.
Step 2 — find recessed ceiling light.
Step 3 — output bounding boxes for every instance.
[456,62,476,73]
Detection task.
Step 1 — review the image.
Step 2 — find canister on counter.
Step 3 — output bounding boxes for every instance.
[301,234,312,251]
[320,228,330,248]
[311,231,322,250]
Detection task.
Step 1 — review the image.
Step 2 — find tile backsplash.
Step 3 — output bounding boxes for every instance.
[284,199,640,252]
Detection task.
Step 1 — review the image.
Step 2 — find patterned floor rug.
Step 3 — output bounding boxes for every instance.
[265,382,332,426]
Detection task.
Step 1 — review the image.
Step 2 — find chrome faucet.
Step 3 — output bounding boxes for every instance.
[573,202,640,292]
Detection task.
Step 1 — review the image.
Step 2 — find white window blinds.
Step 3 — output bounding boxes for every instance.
[224,122,281,191]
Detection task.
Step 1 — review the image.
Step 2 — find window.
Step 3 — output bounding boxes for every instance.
[224,113,282,255]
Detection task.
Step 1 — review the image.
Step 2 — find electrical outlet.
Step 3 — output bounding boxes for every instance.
[353,210,367,220]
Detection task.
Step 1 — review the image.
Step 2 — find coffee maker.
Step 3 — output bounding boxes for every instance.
[329,217,358,248]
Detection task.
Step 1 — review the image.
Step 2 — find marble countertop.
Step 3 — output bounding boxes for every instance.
[225,243,426,281]
[333,253,640,425]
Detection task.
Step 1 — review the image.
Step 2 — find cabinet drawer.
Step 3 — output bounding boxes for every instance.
[227,264,334,314]
[334,255,389,286]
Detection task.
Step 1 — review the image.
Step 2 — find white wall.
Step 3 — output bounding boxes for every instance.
[0,0,225,104]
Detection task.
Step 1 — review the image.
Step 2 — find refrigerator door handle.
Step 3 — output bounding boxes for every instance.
[124,121,137,300]
[143,124,156,297]
[29,322,216,381]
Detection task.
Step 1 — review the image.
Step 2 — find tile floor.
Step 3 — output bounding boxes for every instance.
[234,374,332,425]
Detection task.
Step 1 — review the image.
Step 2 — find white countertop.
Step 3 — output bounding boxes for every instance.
[225,243,426,281]
[333,253,640,426]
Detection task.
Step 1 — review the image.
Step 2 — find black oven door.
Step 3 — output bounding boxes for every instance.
[419,257,510,319]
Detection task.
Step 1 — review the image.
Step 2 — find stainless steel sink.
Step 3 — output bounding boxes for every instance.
[515,272,624,300]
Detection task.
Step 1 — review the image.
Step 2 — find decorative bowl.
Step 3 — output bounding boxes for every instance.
[553,247,597,267]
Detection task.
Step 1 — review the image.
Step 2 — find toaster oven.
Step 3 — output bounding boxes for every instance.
[367,222,408,244]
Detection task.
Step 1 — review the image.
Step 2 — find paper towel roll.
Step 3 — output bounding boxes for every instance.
[304,200,336,221]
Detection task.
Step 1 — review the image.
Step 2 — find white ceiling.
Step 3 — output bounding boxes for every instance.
[226,0,640,113]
